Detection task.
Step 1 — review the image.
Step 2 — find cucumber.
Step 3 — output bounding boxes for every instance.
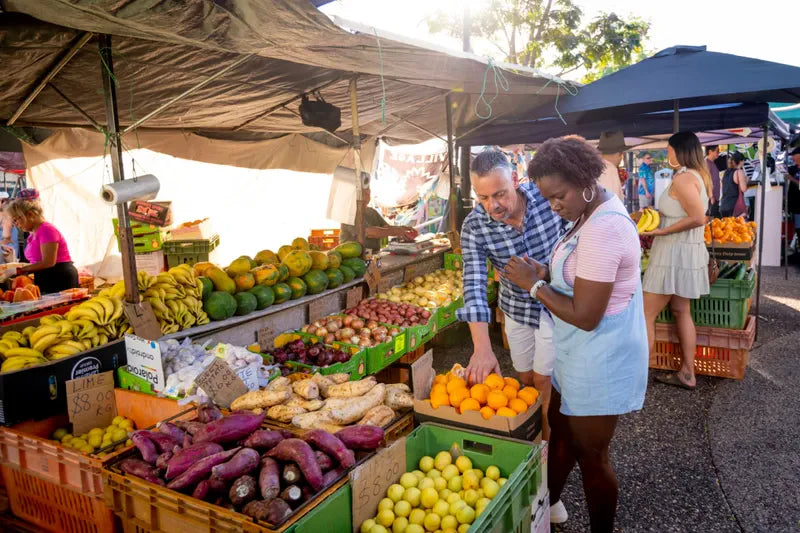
[734,263,747,281]
[746,268,756,282]
[718,263,737,279]
[717,261,728,275]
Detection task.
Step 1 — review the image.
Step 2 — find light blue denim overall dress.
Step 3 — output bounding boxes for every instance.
[549,210,648,416]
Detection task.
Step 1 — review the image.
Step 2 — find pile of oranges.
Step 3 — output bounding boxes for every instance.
[427,371,539,420]
[705,217,756,245]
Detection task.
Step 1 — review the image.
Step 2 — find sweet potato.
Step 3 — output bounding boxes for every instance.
[335,425,385,451]
[384,388,413,410]
[266,439,324,491]
[183,434,193,448]
[327,373,350,384]
[326,377,376,398]
[165,442,224,480]
[229,475,258,506]
[267,376,291,391]
[322,467,347,489]
[311,373,335,397]
[258,456,281,501]
[230,389,291,412]
[327,384,385,425]
[264,498,292,525]
[291,410,333,430]
[197,403,223,423]
[166,447,241,491]
[358,405,395,427]
[292,379,319,400]
[192,479,212,501]
[267,405,307,423]
[285,396,325,411]
[242,429,286,451]
[315,450,334,472]
[302,430,355,468]
[242,499,271,521]
[282,464,301,485]
[155,451,173,472]
[192,412,266,444]
[156,421,186,443]
[136,430,182,453]
[280,485,303,507]
[316,422,346,434]
[120,458,160,479]
[385,383,411,393]
[210,448,260,482]
[174,420,206,435]
[131,432,159,464]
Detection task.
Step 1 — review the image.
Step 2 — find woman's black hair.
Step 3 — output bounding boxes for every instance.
[527,136,606,189]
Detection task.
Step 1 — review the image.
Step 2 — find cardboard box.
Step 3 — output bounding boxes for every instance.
[531,491,551,533]
[135,250,165,276]
[411,350,542,441]
[169,218,214,240]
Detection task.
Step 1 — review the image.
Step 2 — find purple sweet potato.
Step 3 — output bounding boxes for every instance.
[166,447,241,491]
[242,429,286,451]
[242,500,271,521]
[192,479,212,501]
[229,475,257,506]
[258,457,280,501]
[119,458,160,479]
[156,451,173,471]
[264,498,292,525]
[315,450,334,472]
[131,432,159,464]
[192,412,266,445]
[208,476,228,494]
[302,430,355,468]
[210,448,260,482]
[165,442,224,480]
[280,485,303,507]
[321,467,346,489]
[265,439,324,491]
[142,474,165,486]
[157,421,186,443]
[197,403,223,423]
[282,463,301,485]
[334,425,385,451]
[174,420,207,435]
[183,434,193,448]
[135,430,182,453]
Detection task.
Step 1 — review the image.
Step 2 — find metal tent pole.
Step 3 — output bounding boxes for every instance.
[99,35,139,304]
[445,94,458,234]
[785,177,789,281]
[753,123,769,341]
[349,77,365,246]
[673,99,680,133]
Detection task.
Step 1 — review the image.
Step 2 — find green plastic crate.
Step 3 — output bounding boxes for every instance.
[403,423,542,533]
[444,252,495,279]
[708,276,755,300]
[112,219,166,253]
[163,234,220,267]
[402,314,437,352]
[285,483,352,533]
[282,334,369,380]
[436,296,465,329]
[656,296,750,329]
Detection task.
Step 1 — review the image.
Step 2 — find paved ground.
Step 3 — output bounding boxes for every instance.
[431,263,800,533]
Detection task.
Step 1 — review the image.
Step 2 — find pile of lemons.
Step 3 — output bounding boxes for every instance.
[51,415,135,456]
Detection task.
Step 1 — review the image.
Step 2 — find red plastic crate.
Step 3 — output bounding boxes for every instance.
[650,341,750,380]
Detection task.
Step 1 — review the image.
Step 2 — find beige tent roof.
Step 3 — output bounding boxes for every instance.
[1,0,572,147]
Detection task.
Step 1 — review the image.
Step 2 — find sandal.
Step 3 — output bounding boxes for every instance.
[655,372,696,390]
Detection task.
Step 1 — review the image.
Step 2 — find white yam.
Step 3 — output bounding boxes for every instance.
[327,383,385,425]
[292,379,320,400]
[230,389,291,411]
[326,377,376,398]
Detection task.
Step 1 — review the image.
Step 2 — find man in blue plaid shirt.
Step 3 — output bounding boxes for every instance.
[457,150,562,437]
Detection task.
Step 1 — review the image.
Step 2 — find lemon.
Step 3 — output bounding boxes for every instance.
[434,451,452,471]
[118,420,134,431]
[71,438,86,449]
[422,513,440,532]
[485,465,500,481]
[376,509,394,528]
[111,428,127,442]
[391,517,408,533]
[418,456,434,473]
[378,498,395,513]
[88,427,104,436]
[88,435,102,448]
[360,519,376,533]
[420,487,438,509]
[454,456,472,473]
[403,487,421,508]
[80,445,95,454]
[394,500,411,518]
[60,434,73,444]
[52,428,68,441]
[441,515,458,530]
[408,509,426,526]
[112,415,124,426]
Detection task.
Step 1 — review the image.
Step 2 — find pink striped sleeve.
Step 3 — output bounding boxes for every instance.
[575,216,626,282]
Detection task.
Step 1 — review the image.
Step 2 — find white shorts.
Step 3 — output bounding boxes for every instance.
[503,312,555,376]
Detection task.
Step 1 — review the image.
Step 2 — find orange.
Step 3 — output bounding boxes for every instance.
[496,407,517,417]
[446,378,467,394]
[508,398,528,414]
[430,390,450,409]
[486,390,508,410]
[517,387,539,407]
[459,398,481,414]
[484,373,504,391]
[470,384,489,405]
[431,383,447,398]
[446,372,461,383]
[479,406,495,420]
[502,385,518,400]
[503,377,520,390]
[449,388,469,410]
[434,374,448,386]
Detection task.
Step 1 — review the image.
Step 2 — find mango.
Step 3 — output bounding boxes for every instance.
[206,266,236,294]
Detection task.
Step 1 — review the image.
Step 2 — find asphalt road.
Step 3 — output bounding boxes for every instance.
[431,264,800,533]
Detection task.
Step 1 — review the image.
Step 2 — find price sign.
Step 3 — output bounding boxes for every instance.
[124,334,165,392]
[128,200,171,226]
[403,264,418,283]
[394,332,406,355]
[124,301,162,341]
[236,364,260,391]
[446,230,461,253]
[66,371,116,435]
[309,292,339,323]
[195,358,249,408]
[345,286,363,309]
[350,437,406,529]
[364,261,381,293]
[257,325,275,352]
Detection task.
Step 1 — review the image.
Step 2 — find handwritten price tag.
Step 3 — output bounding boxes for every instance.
[351,437,406,529]
[195,358,249,408]
[364,261,382,293]
[66,371,116,435]
[403,264,418,283]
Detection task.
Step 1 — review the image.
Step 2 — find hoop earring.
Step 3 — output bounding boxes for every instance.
[582,187,596,203]
[668,158,680,168]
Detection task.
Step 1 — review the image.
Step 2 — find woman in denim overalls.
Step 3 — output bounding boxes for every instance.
[504,137,648,533]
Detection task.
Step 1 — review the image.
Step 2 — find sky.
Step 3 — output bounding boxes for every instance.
[321,0,800,78]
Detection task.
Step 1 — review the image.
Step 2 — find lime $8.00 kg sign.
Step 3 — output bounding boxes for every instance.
[66,370,116,435]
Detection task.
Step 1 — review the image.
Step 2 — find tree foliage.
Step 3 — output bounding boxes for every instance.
[426,0,650,82]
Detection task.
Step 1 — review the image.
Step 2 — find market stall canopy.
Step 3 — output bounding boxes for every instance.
[0,0,568,153]
[459,103,790,148]
[523,45,800,124]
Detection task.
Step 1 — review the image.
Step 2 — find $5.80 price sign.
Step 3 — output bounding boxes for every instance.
[351,438,405,528]
[66,370,116,435]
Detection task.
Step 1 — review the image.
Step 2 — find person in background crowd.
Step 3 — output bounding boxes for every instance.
[504,136,647,531]
[705,145,721,217]
[458,149,562,441]
[786,146,800,250]
[637,152,655,208]
[719,152,748,218]
[0,194,18,263]
[7,193,80,294]
[596,131,627,202]
[339,188,417,253]
[642,132,711,390]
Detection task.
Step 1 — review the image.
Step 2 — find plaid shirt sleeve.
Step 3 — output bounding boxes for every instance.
[456,216,491,324]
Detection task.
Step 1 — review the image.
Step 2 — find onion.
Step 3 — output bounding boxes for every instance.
[327,322,340,333]
[343,315,353,327]
[324,333,335,344]
[389,328,400,336]
[350,336,361,344]
[359,328,371,337]
[366,320,379,329]
[307,326,318,335]
[312,321,322,328]
[421,310,431,319]
[375,333,387,343]
[351,318,364,330]
[358,337,371,347]
[316,327,328,337]
[300,325,309,333]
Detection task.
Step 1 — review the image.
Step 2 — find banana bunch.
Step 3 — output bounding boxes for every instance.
[136,265,209,334]
[0,330,47,371]
[66,295,124,326]
[636,208,661,234]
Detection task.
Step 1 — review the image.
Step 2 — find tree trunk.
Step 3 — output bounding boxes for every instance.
[527,0,553,67]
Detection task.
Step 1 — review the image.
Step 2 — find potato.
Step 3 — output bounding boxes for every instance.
[311,373,335,397]
[328,383,385,425]
[327,373,351,385]
[358,405,395,427]
[291,410,333,429]
[231,389,291,411]
[267,405,307,423]
[385,388,413,410]
[326,377,377,398]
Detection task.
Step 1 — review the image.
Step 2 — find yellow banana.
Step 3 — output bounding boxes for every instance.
[57,321,74,337]
[94,296,115,323]
[67,306,101,323]
[81,339,93,350]
[5,347,44,358]
[22,326,37,339]
[3,331,24,342]
[32,332,61,353]
[39,315,64,326]
[636,210,651,234]
[110,297,124,322]
[29,325,60,346]
[1,355,46,372]
[84,300,107,323]
[110,281,126,299]
[644,209,660,232]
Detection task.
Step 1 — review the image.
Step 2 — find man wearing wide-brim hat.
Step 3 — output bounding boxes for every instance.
[596,130,629,202]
